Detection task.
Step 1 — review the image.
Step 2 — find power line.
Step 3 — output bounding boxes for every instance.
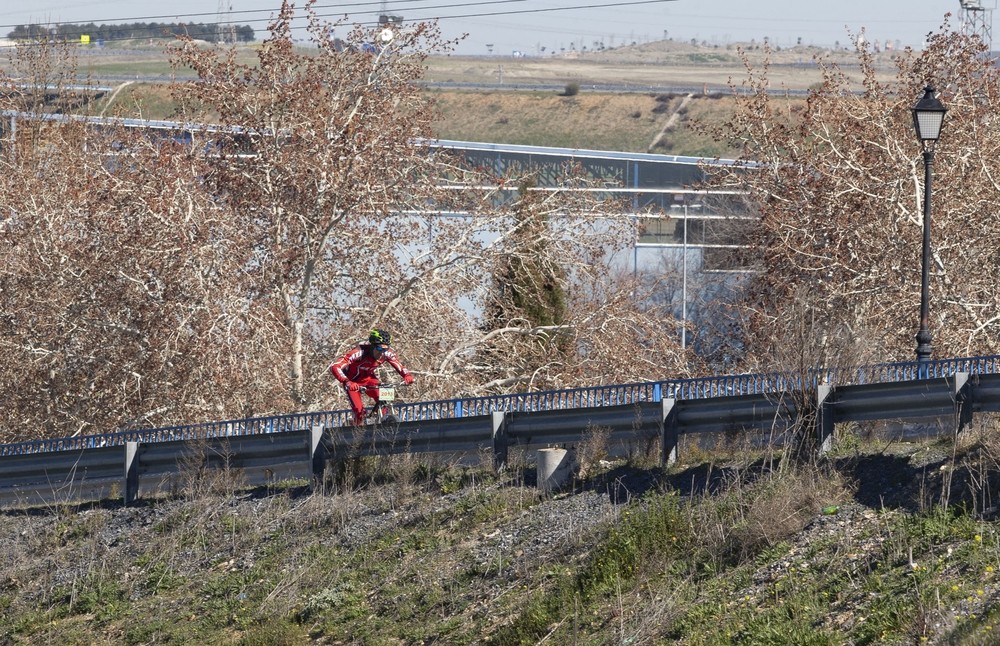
[0,1,525,31]
[0,0,678,49]
[412,0,677,21]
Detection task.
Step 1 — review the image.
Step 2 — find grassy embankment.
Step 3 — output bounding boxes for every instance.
[89,78,740,157]
[4,426,1000,644]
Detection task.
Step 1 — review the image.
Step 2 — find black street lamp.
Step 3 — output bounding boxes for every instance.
[911,86,947,363]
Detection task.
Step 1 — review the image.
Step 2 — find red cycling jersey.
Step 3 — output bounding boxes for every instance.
[329,343,411,384]
[330,343,413,425]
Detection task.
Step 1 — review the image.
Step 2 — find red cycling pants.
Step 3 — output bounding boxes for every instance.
[343,377,381,425]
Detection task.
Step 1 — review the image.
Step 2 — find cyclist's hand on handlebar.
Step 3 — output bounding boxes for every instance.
[346,381,361,392]
[403,373,414,385]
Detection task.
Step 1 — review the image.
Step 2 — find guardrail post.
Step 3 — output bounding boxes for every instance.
[661,398,678,467]
[124,441,139,506]
[816,384,834,456]
[492,411,508,470]
[310,425,329,484]
[953,372,973,433]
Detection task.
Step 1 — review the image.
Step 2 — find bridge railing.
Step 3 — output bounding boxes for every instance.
[1,354,998,458]
[2,356,1000,509]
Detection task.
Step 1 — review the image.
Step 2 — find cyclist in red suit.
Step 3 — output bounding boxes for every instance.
[330,328,414,425]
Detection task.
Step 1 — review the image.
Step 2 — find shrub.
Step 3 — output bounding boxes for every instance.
[562,82,579,96]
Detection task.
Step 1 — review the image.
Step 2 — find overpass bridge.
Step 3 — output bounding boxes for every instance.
[0,110,749,272]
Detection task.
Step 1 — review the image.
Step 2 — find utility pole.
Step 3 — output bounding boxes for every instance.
[959,0,994,49]
[216,0,236,44]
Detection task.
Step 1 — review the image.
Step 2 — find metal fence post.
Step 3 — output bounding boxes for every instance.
[492,411,508,470]
[661,398,678,466]
[310,425,327,480]
[124,441,139,505]
[816,384,834,456]
[953,372,972,433]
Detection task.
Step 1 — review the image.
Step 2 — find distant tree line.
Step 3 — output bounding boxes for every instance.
[6,22,255,43]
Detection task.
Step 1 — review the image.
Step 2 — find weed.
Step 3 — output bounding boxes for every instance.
[576,424,610,479]
[68,571,128,621]
[143,560,183,594]
[178,436,246,500]
[236,621,301,646]
[590,494,688,590]
[297,582,364,622]
[122,617,177,644]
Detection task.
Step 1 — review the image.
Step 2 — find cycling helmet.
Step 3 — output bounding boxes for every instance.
[368,328,392,346]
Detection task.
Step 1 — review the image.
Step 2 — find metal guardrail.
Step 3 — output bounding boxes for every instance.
[970,374,1000,413]
[0,411,348,457]
[506,402,665,457]
[132,430,319,497]
[1,355,999,509]
[0,445,124,508]
[2,354,998,458]
[326,414,502,461]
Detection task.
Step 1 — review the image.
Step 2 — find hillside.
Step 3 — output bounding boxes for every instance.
[97,81,744,157]
[421,37,900,90]
[6,37,891,157]
[425,38,896,155]
[428,89,742,157]
[3,427,1000,644]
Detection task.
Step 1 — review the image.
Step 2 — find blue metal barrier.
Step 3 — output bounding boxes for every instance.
[459,381,659,417]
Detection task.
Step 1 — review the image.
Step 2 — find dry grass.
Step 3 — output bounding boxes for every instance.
[428,88,742,156]
[95,81,746,155]
[575,423,611,479]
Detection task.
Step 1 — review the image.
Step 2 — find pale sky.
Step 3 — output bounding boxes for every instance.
[0,0,984,56]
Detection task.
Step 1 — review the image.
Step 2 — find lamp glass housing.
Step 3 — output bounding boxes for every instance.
[912,86,947,142]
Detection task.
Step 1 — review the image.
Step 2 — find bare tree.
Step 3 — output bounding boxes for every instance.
[169,2,688,405]
[0,76,266,438]
[706,26,1000,369]
[167,2,458,407]
[0,3,690,441]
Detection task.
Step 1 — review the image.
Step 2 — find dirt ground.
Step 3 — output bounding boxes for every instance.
[0,37,903,92]
[423,38,903,90]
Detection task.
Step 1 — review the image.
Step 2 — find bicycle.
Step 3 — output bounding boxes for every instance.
[364,382,406,430]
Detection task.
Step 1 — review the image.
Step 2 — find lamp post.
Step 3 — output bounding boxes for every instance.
[911,86,947,363]
[682,201,688,351]
[671,198,702,351]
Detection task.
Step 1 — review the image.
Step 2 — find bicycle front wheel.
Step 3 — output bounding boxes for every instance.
[379,400,404,432]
